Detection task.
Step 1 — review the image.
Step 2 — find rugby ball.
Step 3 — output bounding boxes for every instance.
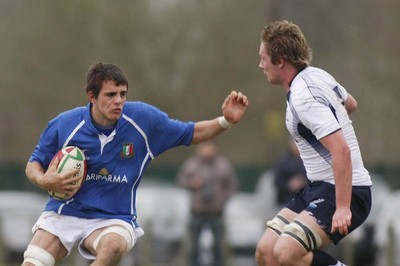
[48,146,87,201]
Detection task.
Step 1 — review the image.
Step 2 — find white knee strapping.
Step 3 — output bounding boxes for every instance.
[23,244,55,266]
[93,226,133,252]
[282,220,322,251]
[266,214,290,235]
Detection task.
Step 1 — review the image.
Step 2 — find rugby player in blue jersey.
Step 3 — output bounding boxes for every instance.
[22,62,248,266]
[255,20,372,266]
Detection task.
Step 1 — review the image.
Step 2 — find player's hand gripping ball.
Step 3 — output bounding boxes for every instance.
[48,146,87,200]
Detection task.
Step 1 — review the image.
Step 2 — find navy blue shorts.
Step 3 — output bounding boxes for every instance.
[285,181,372,244]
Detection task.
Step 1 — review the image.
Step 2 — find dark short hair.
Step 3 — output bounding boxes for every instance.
[85,62,129,98]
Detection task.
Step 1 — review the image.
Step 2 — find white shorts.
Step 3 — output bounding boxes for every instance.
[32,211,144,260]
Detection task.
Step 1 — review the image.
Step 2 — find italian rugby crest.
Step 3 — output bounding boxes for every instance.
[121,143,134,159]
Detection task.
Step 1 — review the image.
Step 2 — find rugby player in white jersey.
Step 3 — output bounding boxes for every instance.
[255,20,372,266]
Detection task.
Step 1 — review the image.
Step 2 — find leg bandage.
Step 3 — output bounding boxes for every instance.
[282,220,322,251]
[23,244,55,266]
[93,226,133,252]
[266,214,290,236]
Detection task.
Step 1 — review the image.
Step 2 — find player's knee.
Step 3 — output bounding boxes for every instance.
[273,244,295,266]
[108,240,127,256]
[273,219,323,265]
[255,247,269,266]
[23,244,55,266]
[255,244,264,264]
[256,214,290,265]
[255,239,275,265]
[93,226,134,256]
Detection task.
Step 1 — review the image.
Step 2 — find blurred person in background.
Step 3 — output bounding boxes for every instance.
[255,20,372,266]
[177,140,238,266]
[273,137,307,207]
[21,62,248,266]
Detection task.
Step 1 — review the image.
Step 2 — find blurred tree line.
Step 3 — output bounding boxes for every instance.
[0,0,399,190]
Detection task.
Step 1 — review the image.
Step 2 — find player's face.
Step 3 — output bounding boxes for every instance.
[259,42,281,85]
[89,80,127,127]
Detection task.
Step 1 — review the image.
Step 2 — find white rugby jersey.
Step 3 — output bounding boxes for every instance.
[286,67,371,186]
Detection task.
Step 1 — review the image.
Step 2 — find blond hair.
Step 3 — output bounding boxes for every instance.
[261,20,312,70]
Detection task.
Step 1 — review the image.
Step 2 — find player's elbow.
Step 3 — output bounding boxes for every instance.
[25,161,36,179]
[345,95,358,114]
[346,101,357,114]
[337,144,351,163]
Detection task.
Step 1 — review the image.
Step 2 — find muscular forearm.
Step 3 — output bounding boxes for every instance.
[191,118,226,144]
[320,131,352,209]
[25,161,46,189]
[332,147,352,209]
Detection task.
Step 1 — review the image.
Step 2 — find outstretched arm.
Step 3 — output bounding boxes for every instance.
[191,91,248,144]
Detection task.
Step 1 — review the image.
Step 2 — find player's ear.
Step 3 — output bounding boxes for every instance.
[87,91,96,103]
[277,57,285,68]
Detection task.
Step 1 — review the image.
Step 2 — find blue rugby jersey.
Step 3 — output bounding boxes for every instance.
[29,101,195,228]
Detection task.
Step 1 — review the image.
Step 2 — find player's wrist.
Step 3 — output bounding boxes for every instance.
[218,116,233,129]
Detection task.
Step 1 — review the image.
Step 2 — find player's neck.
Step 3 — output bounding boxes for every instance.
[90,109,116,136]
[286,66,305,91]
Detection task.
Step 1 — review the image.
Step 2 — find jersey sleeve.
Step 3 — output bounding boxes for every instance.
[150,114,195,156]
[292,91,341,140]
[336,84,348,102]
[28,118,60,168]
[129,102,195,157]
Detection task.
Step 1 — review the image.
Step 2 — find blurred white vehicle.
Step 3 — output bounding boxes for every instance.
[373,188,400,266]
[0,191,47,264]
[224,170,279,266]
[225,170,278,250]
[133,179,191,265]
